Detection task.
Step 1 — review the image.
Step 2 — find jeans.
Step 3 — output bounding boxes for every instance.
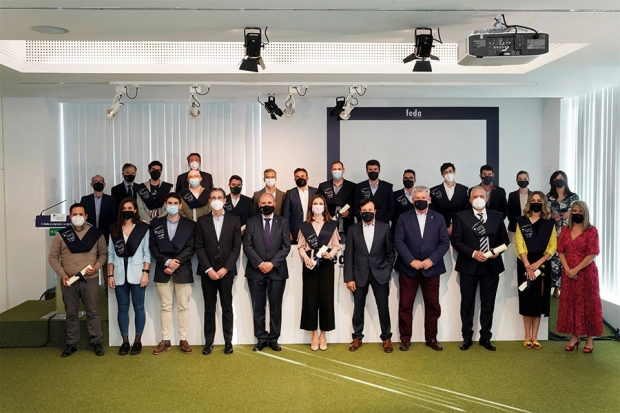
[114,282,146,337]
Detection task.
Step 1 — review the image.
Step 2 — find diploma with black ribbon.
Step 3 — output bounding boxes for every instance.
[483,243,508,258]
[332,204,350,221]
[67,265,93,286]
[519,269,541,291]
[306,245,329,270]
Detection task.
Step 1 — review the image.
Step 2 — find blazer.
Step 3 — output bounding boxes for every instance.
[344,220,395,287]
[179,187,212,222]
[470,184,508,219]
[195,212,242,278]
[282,186,317,242]
[391,188,415,232]
[507,189,530,232]
[135,180,173,224]
[149,216,196,284]
[451,209,510,276]
[225,194,256,227]
[252,187,285,216]
[353,180,395,224]
[243,214,291,281]
[428,182,470,228]
[394,209,450,277]
[107,227,151,285]
[111,182,137,212]
[316,179,356,234]
[175,170,214,193]
[80,193,117,243]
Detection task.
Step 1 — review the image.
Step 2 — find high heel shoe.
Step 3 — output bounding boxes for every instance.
[319,336,327,351]
[583,344,594,353]
[565,338,581,352]
[310,336,319,351]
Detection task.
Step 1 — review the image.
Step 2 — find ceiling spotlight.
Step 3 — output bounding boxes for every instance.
[188,85,210,119]
[259,95,283,120]
[106,86,125,119]
[283,94,295,117]
[339,95,357,120]
[330,97,346,117]
[240,27,269,72]
[335,86,365,120]
[403,27,441,72]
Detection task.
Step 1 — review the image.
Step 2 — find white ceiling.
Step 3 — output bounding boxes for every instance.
[0,0,619,99]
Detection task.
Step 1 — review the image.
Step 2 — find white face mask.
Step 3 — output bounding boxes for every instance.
[211,200,224,211]
[264,178,276,188]
[472,198,486,210]
[444,173,455,183]
[71,215,85,227]
[189,178,200,188]
[189,161,200,170]
[312,205,324,215]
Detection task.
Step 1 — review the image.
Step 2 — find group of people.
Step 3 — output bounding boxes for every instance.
[48,154,603,358]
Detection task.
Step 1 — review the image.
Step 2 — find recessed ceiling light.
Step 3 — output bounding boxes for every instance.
[30,26,69,35]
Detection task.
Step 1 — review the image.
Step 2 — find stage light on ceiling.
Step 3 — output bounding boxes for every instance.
[283,86,308,117]
[330,96,346,118]
[259,94,283,120]
[403,27,442,72]
[333,86,365,120]
[339,95,356,120]
[240,27,269,72]
[106,85,138,119]
[187,85,210,119]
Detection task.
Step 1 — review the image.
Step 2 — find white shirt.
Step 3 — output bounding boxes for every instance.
[416,210,428,237]
[369,180,379,196]
[404,188,414,204]
[444,182,455,201]
[231,194,240,207]
[213,211,225,241]
[362,221,375,253]
[262,214,274,229]
[472,208,490,257]
[298,187,309,221]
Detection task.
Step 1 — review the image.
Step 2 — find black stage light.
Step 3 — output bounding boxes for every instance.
[402,27,440,72]
[240,27,267,72]
[263,95,283,120]
[330,97,346,117]
[413,60,433,72]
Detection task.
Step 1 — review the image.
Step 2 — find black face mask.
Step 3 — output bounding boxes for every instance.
[403,180,415,189]
[368,172,379,181]
[530,203,543,213]
[295,178,307,188]
[554,179,566,188]
[124,174,136,183]
[122,211,135,220]
[361,212,375,223]
[149,170,161,181]
[260,205,275,216]
[482,176,493,185]
[92,182,104,192]
[517,181,529,188]
[571,213,584,224]
[414,200,428,210]
[230,186,242,195]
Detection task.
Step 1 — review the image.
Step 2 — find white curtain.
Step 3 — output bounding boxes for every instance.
[563,85,619,300]
[61,101,262,202]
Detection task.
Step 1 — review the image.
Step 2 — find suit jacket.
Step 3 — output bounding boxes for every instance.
[195,212,242,278]
[471,184,508,219]
[507,189,530,232]
[175,171,214,193]
[107,226,151,285]
[81,193,117,243]
[316,179,356,234]
[135,180,173,224]
[179,187,211,222]
[149,216,196,284]
[243,214,291,281]
[394,209,450,277]
[224,194,256,227]
[353,180,395,224]
[111,182,138,212]
[344,220,395,287]
[282,186,317,242]
[252,187,285,216]
[451,209,510,276]
[391,188,415,232]
[428,182,470,228]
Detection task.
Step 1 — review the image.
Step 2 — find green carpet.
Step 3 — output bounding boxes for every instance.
[1,340,619,413]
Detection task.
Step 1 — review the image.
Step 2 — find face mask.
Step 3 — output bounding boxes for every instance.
[230,186,242,195]
[368,171,379,181]
[332,170,343,180]
[403,180,414,189]
[444,173,455,183]
[189,161,200,170]
[211,200,224,211]
[150,170,161,181]
[124,174,136,183]
[295,178,307,188]
[472,198,486,210]
[122,210,135,220]
[264,178,276,188]
[361,212,375,223]
[517,181,529,188]
[92,182,104,192]
[166,205,179,216]
[414,200,428,210]
[530,203,543,213]
[71,215,85,227]
[189,178,200,188]
[482,176,493,185]
[312,205,324,215]
[260,205,275,216]
[554,179,566,188]
[571,213,584,224]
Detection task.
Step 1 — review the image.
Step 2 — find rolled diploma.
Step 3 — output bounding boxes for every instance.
[518,269,541,291]
[240,224,247,232]
[332,204,350,221]
[307,245,329,269]
[483,243,508,258]
[67,265,93,286]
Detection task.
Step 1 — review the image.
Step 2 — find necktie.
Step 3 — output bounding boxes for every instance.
[264,218,271,245]
[127,185,133,198]
[477,213,489,252]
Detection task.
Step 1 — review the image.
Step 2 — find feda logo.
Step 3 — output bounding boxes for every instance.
[406,109,422,118]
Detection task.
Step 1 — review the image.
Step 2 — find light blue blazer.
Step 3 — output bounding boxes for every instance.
[108,230,151,285]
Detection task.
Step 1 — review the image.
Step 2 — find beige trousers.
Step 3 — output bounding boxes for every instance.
[156,279,192,341]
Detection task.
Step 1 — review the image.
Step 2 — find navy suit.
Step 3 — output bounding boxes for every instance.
[111,181,137,212]
[428,182,470,229]
[354,180,395,224]
[391,189,415,232]
[282,186,317,243]
[224,194,256,227]
[80,193,117,245]
[316,179,356,237]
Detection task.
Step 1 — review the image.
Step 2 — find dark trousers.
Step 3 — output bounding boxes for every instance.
[459,263,499,341]
[398,272,441,342]
[300,261,335,332]
[200,275,234,344]
[247,277,286,342]
[61,276,103,345]
[352,271,391,341]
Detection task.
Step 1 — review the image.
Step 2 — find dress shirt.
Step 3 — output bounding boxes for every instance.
[404,188,414,203]
[94,195,102,227]
[213,211,225,241]
[230,195,240,207]
[164,216,180,267]
[416,210,428,237]
[333,180,343,195]
[472,208,490,258]
[444,182,455,201]
[298,187,310,220]
[519,192,528,216]
[362,221,375,253]
[297,217,341,259]
[262,214,273,229]
[124,182,134,196]
[369,180,379,196]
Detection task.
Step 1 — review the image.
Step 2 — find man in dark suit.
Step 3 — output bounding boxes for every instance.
[394,186,450,351]
[149,193,196,355]
[175,152,214,193]
[224,175,255,230]
[391,169,416,232]
[452,186,510,351]
[243,192,291,352]
[507,170,531,232]
[344,198,395,353]
[80,174,117,245]
[429,162,470,237]
[282,168,317,243]
[195,188,242,355]
[111,163,138,211]
[475,164,507,219]
[316,160,356,241]
[252,168,286,216]
[353,159,394,224]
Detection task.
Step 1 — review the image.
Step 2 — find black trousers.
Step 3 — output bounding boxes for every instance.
[247,277,286,342]
[200,275,234,344]
[300,260,335,332]
[352,271,392,341]
[459,262,499,341]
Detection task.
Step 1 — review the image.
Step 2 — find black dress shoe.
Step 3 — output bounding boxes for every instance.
[93,342,105,356]
[61,344,78,357]
[118,342,130,356]
[479,338,497,351]
[460,339,473,351]
[224,342,233,354]
[202,343,214,355]
[269,341,282,351]
[130,342,142,355]
[253,341,267,352]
